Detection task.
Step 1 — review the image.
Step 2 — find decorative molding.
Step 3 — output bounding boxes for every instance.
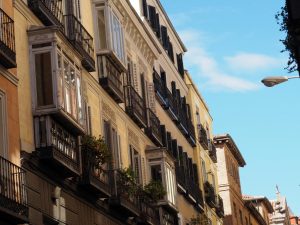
[102,101,116,122]
[14,0,43,25]
[0,66,18,86]
[128,128,139,149]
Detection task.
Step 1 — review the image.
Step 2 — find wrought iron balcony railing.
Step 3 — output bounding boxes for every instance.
[28,0,64,29]
[146,108,163,146]
[153,70,167,107]
[109,170,141,216]
[64,14,95,72]
[208,140,217,163]
[0,156,28,223]
[81,149,110,196]
[198,124,209,150]
[98,55,124,103]
[124,85,147,128]
[35,116,80,177]
[0,8,16,68]
[216,195,224,218]
[204,181,217,208]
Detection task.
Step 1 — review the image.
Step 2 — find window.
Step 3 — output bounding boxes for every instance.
[201,159,207,182]
[103,120,122,169]
[32,47,84,125]
[96,6,125,64]
[233,202,237,218]
[129,146,141,184]
[0,91,7,158]
[35,52,54,106]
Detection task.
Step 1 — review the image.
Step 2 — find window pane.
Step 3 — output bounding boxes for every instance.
[70,67,77,118]
[35,52,53,106]
[76,76,83,124]
[151,165,162,182]
[64,61,71,113]
[98,9,107,49]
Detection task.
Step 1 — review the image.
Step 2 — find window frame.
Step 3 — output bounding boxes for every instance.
[0,90,8,158]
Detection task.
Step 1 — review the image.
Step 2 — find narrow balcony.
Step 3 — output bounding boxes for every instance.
[208,140,217,163]
[187,182,204,211]
[204,181,217,208]
[198,124,209,150]
[166,89,179,122]
[98,55,124,103]
[139,195,160,225]
[81,150,110,196]
[175,164,187,193]
[158,207,178,225]
[146,108,163,146]
[64,14,95,72]
[153,70,167,107]
[34,116,80,177]
[109,170,141,217]
[0,156,28,223]
[124,85,147,128]
[0,8,16,68]
[28,0,64,29]
[216,195,224,218]
[187,120,196,147]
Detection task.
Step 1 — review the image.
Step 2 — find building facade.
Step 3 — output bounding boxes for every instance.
[269,191,291,225]
[0,0,28,224]
[8,0,224,225]
[214,134,273,225]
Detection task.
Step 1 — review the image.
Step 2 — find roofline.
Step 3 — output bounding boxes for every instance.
[243,197,274,213]
[244,201,268,225]
[185,70,213,120]
[156,1,187,52]
[213,134,246,167]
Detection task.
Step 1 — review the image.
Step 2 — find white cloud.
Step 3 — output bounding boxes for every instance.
[225,53,284,71]
[180,29,260,92]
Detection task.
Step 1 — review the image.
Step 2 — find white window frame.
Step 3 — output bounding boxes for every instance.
[0,90,8,158]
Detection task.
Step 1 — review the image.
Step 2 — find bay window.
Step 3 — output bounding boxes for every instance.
[96,4,126,66]
[30,35,84,129]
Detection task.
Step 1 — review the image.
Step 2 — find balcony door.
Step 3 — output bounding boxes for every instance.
[0,91,7,158]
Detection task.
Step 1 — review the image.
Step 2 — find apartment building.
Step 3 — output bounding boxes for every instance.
[214,134,273,225]
[3,0,223,224]
[0,0,28,224]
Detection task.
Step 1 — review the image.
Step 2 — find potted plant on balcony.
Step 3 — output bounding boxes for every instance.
[142,180,166,203]
[81,135,111,177]
[118,167,141,197]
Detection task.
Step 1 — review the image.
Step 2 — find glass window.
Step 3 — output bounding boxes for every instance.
[98,9,107,49]
[64,60,71,114]
[165,163,176,205]
[35,52,54,106]
[151,164,162,182]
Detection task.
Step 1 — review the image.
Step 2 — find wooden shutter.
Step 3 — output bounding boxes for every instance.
[193,164,199,185]
[177,53,184,77]
[156,13,161,38]
[161,26,168,49]
[178,146,183,166]
[167,132,172,153]
[132,63,139,93]
[160,125,167,147]
[148,5,157,29]
[148,83,156,112]
[142,0,148,19]
[171,139,178,159]
[168,39,174,62]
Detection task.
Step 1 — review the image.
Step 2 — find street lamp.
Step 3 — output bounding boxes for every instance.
[261,76,300,87]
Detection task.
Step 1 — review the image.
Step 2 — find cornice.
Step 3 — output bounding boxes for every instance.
[0,66,18,86]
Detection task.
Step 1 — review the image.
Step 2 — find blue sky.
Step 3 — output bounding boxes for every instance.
[162,0,300,215]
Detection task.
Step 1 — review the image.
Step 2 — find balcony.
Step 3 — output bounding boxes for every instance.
[0,156,28,223]
[0,8,16,68]
[124,85,147,128]
[35,116,80,177]
[109,170,141,217]
[159,207,178,225]
[198,124,209,150]
[187,120,196,147]
[139,195,160,225]
[153,70,167,107]
[64,14,95,72]
[81,150,110,196]
[98,55,124,103]
[187,182,204,211]
[175,164,186,193]
[166,89,179,122]
[204,181,217,208]
[216,195,224,218]
[208,140,217,163]
[146,109,163,146]
[28,0,64,29]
